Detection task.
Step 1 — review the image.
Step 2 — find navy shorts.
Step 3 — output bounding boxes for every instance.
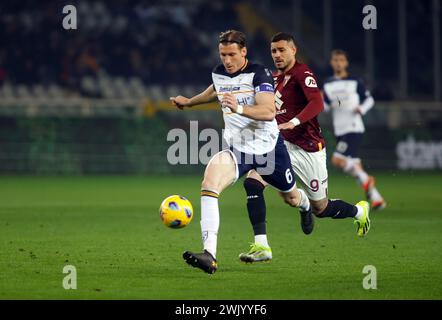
[334,133,363,159]
[229,135,296,192]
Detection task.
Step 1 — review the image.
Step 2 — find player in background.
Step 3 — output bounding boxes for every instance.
[170,30,311,274]
[322,49,386,210]
[240,33,371,263]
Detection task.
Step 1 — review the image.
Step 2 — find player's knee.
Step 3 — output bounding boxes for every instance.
[201,178,212,191]
[201,175,219,193]
[282,193,299,207]
[243,178,265,196]
[311,198,328,215]
[285,197,297,207]
[331,156,345,169]
[331,156,340,167]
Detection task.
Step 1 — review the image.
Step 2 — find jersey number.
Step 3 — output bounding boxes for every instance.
[285,169,293,184]
[310,179,319,192]
[336,141,348,153]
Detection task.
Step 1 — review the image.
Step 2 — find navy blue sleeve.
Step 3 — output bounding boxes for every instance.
[356,78,371,102]
[252,66,274,93]
[321,79,331,104]
[323,90,331,105]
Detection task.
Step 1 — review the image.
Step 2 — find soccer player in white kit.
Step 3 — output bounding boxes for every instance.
[170,30,311,274]
[322,49,386,210]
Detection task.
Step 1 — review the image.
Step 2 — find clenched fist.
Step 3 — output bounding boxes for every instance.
[170,96,191,110]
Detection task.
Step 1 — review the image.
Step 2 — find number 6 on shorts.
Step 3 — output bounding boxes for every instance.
[285,168,293,184]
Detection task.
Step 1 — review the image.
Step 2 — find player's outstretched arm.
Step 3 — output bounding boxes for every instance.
[355,79,374,115]
[221,92,275,121]
[279,71,324,130]
[321,91,331,112]
[170,85,217,110]
[356,96,374,115]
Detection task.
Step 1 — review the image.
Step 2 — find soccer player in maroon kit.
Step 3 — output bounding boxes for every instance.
[239,33,371,263]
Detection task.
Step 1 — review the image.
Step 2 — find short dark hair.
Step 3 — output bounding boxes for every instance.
[271,32,296,45]
[219,30,246,48]
[331,49,349,60]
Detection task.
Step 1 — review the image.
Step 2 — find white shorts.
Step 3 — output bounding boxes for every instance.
[284,141,328,201]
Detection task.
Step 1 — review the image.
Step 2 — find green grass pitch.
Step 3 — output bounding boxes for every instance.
[1,173,441,299]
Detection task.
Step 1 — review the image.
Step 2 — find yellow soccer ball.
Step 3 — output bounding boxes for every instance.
[159,195,193,228]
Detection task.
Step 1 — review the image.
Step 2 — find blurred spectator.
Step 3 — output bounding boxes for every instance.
[0,1,245,94]
[0,1,436,101]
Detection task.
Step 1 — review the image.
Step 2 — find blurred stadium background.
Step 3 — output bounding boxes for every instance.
[0,0,441,174]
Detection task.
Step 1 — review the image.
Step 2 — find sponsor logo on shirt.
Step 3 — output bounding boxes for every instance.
[305,76,317,88]
[219,86,240,92]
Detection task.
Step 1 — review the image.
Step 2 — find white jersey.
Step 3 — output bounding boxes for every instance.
[212,61,279,155]
[322,76,374,136]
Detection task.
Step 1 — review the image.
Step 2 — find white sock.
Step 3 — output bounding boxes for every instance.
[369,187,383,202]
[200,191,220,258]
[202,232,218,259]
[354,169,369,186]
[355,204,363,219]
[298,189,310,212]
[254,234,269,248]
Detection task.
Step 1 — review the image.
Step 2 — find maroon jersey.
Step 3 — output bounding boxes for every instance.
[273,61,325,152]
